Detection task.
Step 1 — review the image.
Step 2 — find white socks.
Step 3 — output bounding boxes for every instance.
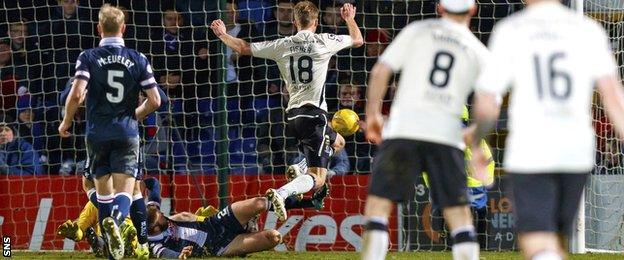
[451,225,479,260]
[452,242,479,260]
[277,174,314,198]
[361,217,389,260]
[532,251,562,260]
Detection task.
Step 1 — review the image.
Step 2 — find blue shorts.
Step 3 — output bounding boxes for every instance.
[85,137,140,179]
[201,205,246,256]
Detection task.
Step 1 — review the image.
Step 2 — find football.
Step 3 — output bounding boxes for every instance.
[331,109,360,137]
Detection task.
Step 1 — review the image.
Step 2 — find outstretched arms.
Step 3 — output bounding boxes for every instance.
[210,19,252,56]
[341,3,363,48]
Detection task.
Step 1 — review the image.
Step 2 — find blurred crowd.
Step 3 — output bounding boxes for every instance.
[2,0,620,176]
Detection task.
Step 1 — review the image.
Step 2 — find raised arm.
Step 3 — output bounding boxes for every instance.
[598,74,624,137]
[210,19,252,56]
[341,3,363,48]
[365,62,393,144]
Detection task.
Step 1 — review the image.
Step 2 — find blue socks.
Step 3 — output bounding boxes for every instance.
[130,194,148,244]
[96,193,114,226]
[112,192,132,225]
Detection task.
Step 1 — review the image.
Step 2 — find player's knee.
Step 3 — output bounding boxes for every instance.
[253,197,269,212]
[266,230,282,246]
[333,134,345,152]
[82,177,94,193]
[308,172,326,189]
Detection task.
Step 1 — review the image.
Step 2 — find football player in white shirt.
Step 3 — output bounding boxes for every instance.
[210,1,363,221]
[362,1,487,260]
[470,0,624,259]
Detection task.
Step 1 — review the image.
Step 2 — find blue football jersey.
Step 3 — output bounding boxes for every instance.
[74,37,157,141]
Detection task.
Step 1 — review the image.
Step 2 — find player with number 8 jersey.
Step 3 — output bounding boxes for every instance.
[211,0,363,222]
[362,0,488,259]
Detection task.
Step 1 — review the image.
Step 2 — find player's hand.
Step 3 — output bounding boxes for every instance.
[341,3,357,21]
[178,246,193,259]
[58,120,72,138]
[365,112,383,144]
[470,143,490,184]
[210,19,227,37]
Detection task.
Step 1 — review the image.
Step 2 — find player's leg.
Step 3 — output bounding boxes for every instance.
[220,230,282,256]
[128,180,149,259]
[554,173,589,258]
[509,173,562,260]
[362,140,420,260]
[424,143,478,260]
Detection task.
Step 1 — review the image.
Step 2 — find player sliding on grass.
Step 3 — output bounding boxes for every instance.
[144,178,329,258]
[362,0,489,259]
[210,0,363,222]
[470,0,624,259]
[59,4,161,259]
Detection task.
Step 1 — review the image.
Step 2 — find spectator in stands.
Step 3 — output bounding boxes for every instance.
[338,29,392,82]
[0,114,42,175]
[8,20,46,98]
[334,78,373,173]
[365,28,391,57]
[45,0,94,105]
[261,0,296,40]
[0,39,28,118]
[320,3,347,35]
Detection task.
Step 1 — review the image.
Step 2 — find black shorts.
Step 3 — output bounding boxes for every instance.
[508,172,588,236]
[201,205,246,256]
[84,144,144,181]
[287,105,337,168]
[85,137,140,179]
[369,139,469,207]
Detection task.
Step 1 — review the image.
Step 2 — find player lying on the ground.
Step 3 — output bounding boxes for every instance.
[56,177,219,258]
[146,181,330,258]
[57,74,169,258]
[210,1,363,221]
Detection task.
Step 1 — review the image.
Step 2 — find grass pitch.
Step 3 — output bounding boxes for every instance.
[10,251,624,259]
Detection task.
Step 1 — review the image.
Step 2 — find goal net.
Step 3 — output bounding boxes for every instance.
[0,0,622,254]
[585,0,624,253]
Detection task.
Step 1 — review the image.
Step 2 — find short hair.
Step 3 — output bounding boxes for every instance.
[294,1,319,29]
[98,4,125,35]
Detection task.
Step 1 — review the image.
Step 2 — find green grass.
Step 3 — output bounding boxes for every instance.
[9,251,624,260]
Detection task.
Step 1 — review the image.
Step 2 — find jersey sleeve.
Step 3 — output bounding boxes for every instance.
[138,53,158,90]
[149,242,179,259]
[321,33,353,54]
[74,51,90,81]
[475,23,514,95]
[589,23,618,80]
[378,26,414,72]
[250,39,281,60]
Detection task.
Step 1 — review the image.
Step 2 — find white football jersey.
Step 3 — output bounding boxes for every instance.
[251,30,352,112]
[476,2,618,173]
[380,18,489,149]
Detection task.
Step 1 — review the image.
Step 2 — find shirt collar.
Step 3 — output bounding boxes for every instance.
[99,37,125,47]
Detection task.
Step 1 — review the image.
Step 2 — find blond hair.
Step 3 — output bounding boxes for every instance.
[294,1,319,29]
[98,4,125,35]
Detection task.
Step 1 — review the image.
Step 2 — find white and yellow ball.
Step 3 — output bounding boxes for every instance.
[331,109,360,137]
